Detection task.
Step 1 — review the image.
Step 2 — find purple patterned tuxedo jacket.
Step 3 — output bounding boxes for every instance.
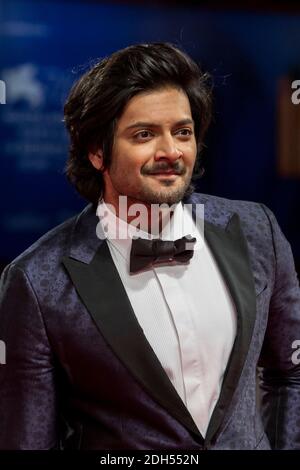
[0,192,300,450]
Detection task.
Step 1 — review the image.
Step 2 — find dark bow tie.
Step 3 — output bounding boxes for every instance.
[129,235,197,274]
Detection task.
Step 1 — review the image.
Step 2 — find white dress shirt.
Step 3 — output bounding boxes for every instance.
[96,199,236,437]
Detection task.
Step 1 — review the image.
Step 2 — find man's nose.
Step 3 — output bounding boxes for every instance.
[154,134,183,161]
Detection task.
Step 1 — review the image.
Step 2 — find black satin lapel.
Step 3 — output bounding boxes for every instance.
[203,214,257,445]
[62,240,202,441]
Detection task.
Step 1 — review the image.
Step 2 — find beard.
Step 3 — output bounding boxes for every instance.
[131,160,192,205]
[130,178,191,205]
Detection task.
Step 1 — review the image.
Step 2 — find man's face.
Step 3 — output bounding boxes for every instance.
[92,86,197,207]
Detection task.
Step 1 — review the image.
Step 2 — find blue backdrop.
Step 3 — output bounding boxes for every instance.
[0,0,300,268]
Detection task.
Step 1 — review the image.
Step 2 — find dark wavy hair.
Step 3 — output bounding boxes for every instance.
[63,42,213,204]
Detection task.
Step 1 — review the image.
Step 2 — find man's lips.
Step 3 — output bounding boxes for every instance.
[148,170,182,175]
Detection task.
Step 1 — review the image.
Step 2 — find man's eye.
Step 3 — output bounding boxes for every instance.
[177,128,193,136]
[135,130,152,140]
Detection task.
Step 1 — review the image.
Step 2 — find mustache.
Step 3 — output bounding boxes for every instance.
[142,162,186,175]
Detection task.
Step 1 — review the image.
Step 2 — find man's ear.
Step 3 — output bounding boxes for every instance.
[88,149,104,171]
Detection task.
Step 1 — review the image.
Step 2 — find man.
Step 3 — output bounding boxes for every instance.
[0,42,300,450]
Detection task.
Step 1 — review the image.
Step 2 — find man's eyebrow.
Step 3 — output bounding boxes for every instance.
[124,118,194,131]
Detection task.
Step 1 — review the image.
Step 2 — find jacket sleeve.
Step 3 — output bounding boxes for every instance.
[258,204,300,449]
[0,263,58,449]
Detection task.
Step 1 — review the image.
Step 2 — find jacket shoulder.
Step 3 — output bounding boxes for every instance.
[189,192,269,227]
[6,204,93,273]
